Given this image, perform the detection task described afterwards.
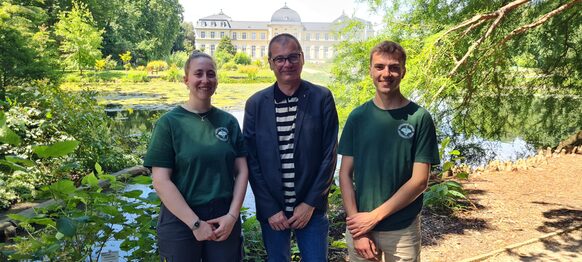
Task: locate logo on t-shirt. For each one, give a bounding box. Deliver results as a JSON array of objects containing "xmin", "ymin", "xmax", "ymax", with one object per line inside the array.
[
  {"xmin": 397, "ymin": 123, "xmax": 415, "ymax": 139},
  {"xmin": 215, "ymin": 127, "xmax": 229, "ymax": 142}
]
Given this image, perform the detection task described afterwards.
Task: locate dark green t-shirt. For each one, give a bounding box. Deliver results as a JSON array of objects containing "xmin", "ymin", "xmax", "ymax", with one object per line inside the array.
[
  {"xmin": 144, "ymin": 106, "xmax": 246, "ymax": 206},
  {"xmin": 338, "ymin": 100, "xmax": 440, "ymax": 231}
]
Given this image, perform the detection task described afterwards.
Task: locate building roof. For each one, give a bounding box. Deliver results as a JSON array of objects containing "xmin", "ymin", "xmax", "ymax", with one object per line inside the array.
[
  {"xmin": 303, "ymin": 22, "xmax": 332, "ymax": 31},
  {"xmin": 201, "ymin": 10, "xmax": 231, "ymax": 21},
  {"xmin": 230, "ymin": 21, "xmax": 269, "ymax": 30},
  {"xmin": 270, "ymin": 4, "xmax": 301, "ymax": 23}
]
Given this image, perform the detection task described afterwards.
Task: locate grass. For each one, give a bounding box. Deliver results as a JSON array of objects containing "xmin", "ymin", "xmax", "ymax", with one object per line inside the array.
[{"xmin": 60, "ymin": 63, "xmax": 333, "ymax": 111}]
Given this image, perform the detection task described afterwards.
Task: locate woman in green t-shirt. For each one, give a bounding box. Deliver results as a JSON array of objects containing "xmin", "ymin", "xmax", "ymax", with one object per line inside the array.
[{"xmin": 144, "ymin": 51, "xmax": 248, "ymax": 261}]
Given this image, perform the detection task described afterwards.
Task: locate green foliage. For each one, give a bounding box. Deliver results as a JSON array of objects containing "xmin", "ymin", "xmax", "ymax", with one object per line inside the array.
[
  {"xmin": 163, "ymin": 65, "xmax": 183, "ymax": 82},
  {"xmin": 146, "ymin": 60, "xmax": 169, "ymax": 74},
  {"xmin": 217, "ymin": 36, "xmax": 237, "ymax": 56},
  {"xmin": 234, "ymin": 52, "xmax": 252, "ymax": 65},
  {"xmin": 241, "ymin": 208, "xmax": 266, "ymax": 261},
  {"xmin": 166, "ymin": 51, "xmax": 189, "ymax": 67},
  {"xmin": 54, "ymin": 1, "xmax": 104, "ymax": 75},
  {"xmin": 120, "ymin": 51, "xmax": 132, "ymax": 70},
  {"xmin": 334, "ymin": 0, "xmax": 582, "ymax": 151},
  {"xmin": 423, "ymin": 137, "xmax": 470, "ymax": 213},
  {"xmin": 0, "ymin": 2, "xmax": 59, "ymax": 97},
  {"xmin": 238, "ymin": 65, "xmax": 259, "ymax": 80},
  {"xmin": 173, "ymin": 21, "xmax": 196, "ymax": 53},
  {"xmin": 215, "ymin": 50, "xmax": 235, "ymax": 69},
  {"xmin": 94, "ymin": 59, "xmax": 107, "ymax": 71},
  {"xmin": 3, "ymin": 168, "xmax": 158, "ymax": 261},
  {"xmin": 221, "ymin": 61, "xmax": 238, "ymax": 71},
  {"xmin": 123, "ymin": 70, "xmax": 150, "ymax": 83},
  {"xmin": 252, "ymin": 59, "xmax": 265, "ymax": 68}
]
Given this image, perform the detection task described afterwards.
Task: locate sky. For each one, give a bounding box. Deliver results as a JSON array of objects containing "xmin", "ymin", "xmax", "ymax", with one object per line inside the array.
[{"xmin": 178, "ymin": 0, "xmax": 382, "ymax": 26}]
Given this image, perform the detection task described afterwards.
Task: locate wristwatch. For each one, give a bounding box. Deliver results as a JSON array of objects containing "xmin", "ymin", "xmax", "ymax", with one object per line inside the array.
[{"xmin": 191, "ymin": 219, "xmax": 200, "ymax": 231}]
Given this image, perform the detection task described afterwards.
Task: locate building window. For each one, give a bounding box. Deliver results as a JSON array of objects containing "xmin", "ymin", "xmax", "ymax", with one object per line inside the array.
[
  {"xmin": 306, "ymin": 33, "xmax": 310, "ymax": 41},
  {"xmin": 251, "ymin": 46, "xmax": 256, "ymax": 57},
  {"xmin": 232, "ymin": 32, "xmax": 237, "ymax": 40},
  {"xmin": 220, "ymin": 31, "xmax": 225, "ymax": 38},
  {"xmin": 210, "ymin": 32, "xmax": 215, "ymax": 39},
  {"xmin": 324, "ymin": 47, "xmax": 328, "ymax": 58},
  {"xmin": 211, "ymin": 21, "xmax": 216, "ymax": 27},
  {"xmin": 261, "ymin": 32, "xmax": 266, "ymax": 39},
  {"xmin": 315, "ymin": 46, "xmax": 319, "ymax": 59},
  {"xmin": 316, "ymin": 33, "xmax": 320, "ymax": 40},
  {"xmin": 200, "ymin": 31, "xmax": 206, "ymax": 38},
  {"xmin": 234, "ymin": 45, "xmax": 238, "ymax": 51},
  {"xmin": 325, "ymin": 33, "xmax": 329, "ymax": 40},
  {"xmin": 261, "ymin": 46, "xmax": 266, "ymax": 57},
  {"xmin": 210, "ymin": 45, "xmax": 215, "ymax": 56},
  {"xmin": 252, "ymin": 32, "xmax": 256, "ymax": 40},
  {"xmin": 242, "ymin": 45, "xmax": 247, "ymax": 53},
  {"xmin": 242, "ymin": 32, "xmax": 247, "ymax": 39}
]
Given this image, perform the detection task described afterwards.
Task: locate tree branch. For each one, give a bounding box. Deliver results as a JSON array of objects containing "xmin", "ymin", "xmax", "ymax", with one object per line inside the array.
[
  {"xmin": 499, "ymin": 0, "xmax": 582, "ymax": 45},
  {"xmin": 441, "ymin": 0, "xmax": 530, "ymax": 36},
  {"xmin": 430, "ymin": 0, "xmax": 532, "ymax": 103}
]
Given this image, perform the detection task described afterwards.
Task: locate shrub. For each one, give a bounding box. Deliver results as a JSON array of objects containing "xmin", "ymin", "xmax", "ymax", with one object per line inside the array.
[
  {"xmin": 119, "ymin": 51, "xmax": 132, "ymax": 70},
  {"xmin": 423, "ymin": 137, "xmax": 471, "ymax": 213},
  {"xmin": 234, "ymin": 52, "xmax": 251, "ymax": 65},
  {"xmin": 238, "ymin": 65, "xmax": 259, "ymax": 80},
  {"xmin": 252, "ymin": 59, "xmax": 264, "ymax": 68},
  {"xmin": 123, "ymin": 70, "xmax": 149, "ymax": 83},
  {"xmin": 5, "ymin": 170, "xmax": 158, "ymax": 261},
  {"xmin": 94, "ymin": 59, "xmax": 106, "ymax": 71},
  {"xmin": 146, "ymin": 60, "xmax": 169, "ymax": 74},
  {"xmin": 166, "ymin": 51, "xmax": 189, "ymax": 67},
  {"xmin": 221, "ymin": 61, "xmax": 238, "ymax": 71},
  {"xmin": 214, "ymin": 50, "xmax": 234, "ymax": 69},
  {"xmin": 0, "ymin": 81, "xmax": 142, "ymax": 209},
  {"xmin": 163, "ymin": 65, "xmax": 183, "ymax": 82}
]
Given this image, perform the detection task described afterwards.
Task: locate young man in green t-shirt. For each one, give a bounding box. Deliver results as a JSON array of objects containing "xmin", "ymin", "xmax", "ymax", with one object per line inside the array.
[{"xmin": 338, "ymin": 41, "xmax": 440, "ymax": 261}]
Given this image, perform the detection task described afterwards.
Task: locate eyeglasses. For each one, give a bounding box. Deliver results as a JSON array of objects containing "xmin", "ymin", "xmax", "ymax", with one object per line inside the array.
[{"xmin": 271, "ymin": 53, "xmax": 302, "ymax": 66}]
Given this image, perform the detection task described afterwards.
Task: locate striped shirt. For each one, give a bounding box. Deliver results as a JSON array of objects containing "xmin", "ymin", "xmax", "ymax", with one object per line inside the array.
[{"xmin": 274, "ymin": 86, "xmax": 298, "ymax": 216}]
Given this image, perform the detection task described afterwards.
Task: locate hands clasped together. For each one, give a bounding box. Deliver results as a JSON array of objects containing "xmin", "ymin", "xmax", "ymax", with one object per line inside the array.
[
  {"xmin": 347, "ymin": 211, "xmax": 382, "ymax": 261},
  {"xmin": 268, "ymin": 203, "xmax": 315, "ymax": 231},
  {"xmin": 192, "ymin": 213, "xmax": 238, "ymax": 242}
]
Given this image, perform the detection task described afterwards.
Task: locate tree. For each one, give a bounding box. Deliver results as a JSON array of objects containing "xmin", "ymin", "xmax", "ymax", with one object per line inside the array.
[
  {"xmin": 173, "ymin": 21, "xmax": 196, "ymax": 53},
  {"xmin": 54, "ymin": 1, "xmax": 104, "ymax": 74},
  {"xmin": 217, "ymin": 36, "xmax": 236, "ymax": 56},
  {"xmin": 233, "ymin": 52, "xmax": 251, "ymax": 65},
  {"xmin": 0, "ymin": 2, "xmax": 58, "ymax": 100},
  {"xmin": 331, "ymin": 0, "xmax": 581, "ymax": 147}
]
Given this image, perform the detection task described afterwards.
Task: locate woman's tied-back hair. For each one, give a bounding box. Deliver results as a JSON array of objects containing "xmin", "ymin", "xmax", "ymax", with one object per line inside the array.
[
  {"xmin": 184, "ymin": 50, "xmax": 215, "ymax": 75},
  {"xmin": 369, "ymin": 41, "xmax": 407, "ymax": 66}
]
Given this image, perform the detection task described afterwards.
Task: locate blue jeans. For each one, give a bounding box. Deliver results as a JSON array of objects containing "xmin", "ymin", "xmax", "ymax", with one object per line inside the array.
[{"xmin": 260, "ymin": 211, "xmax": 329, "ymax": 262}]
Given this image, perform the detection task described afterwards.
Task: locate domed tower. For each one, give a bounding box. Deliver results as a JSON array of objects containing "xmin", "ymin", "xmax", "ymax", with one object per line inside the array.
[
  {"xmin": 270, "ymin": 3, "xmax": 302, "ymax": 23},
  {"xmin": 268, "ymin": 4, "xmax": 303, "ymax": 43}
]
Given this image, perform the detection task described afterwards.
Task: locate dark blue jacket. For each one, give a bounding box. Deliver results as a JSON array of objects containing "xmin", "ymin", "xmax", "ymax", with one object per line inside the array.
[{"xmin": 243, "ymin": 80, "xmax": 339, "ymax": 222}]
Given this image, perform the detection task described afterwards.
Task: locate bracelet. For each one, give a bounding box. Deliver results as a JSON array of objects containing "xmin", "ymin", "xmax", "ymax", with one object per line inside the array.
[{"xmin": 227, "ymin": 213, "xmax": 237, "ymax": 220}]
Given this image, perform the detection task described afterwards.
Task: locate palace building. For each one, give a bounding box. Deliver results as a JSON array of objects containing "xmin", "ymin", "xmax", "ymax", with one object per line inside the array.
[{"xmin": 194, "ymin": 4, "xmax": 374, "ymax": 62}]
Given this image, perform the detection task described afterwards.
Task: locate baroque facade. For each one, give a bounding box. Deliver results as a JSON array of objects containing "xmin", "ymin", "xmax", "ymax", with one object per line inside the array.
[{"xmin": 194, "ymin": 4, "xmax": 374, "ymax": 62}]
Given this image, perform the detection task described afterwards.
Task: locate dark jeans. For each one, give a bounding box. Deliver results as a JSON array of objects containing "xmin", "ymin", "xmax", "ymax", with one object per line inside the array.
[
  {"xmin": 260, "ymin": 211, "xmax": 329, "ymax": 262},
  {"xmin": 157, "ymin": 199, "xmax": 242, "ymax": 262}
]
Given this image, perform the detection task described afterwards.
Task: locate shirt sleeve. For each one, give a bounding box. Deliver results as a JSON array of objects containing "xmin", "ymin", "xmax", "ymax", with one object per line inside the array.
[
  {"xmin": 143, "ymin": 117, "xmax": 175, "ymax": 168},
  {"xmin": 231, "ymin": 118, "xmax": 247, "ymax": 157},
  {"xmin": 413, "ymin": 111, "xmax": 440, "ymax": 165}
]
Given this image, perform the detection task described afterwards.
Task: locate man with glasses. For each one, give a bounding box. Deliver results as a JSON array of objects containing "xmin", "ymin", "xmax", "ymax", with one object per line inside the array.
[{"xmin": 244, "ymin": 33, "xmax": 339, "ymax": 261}]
